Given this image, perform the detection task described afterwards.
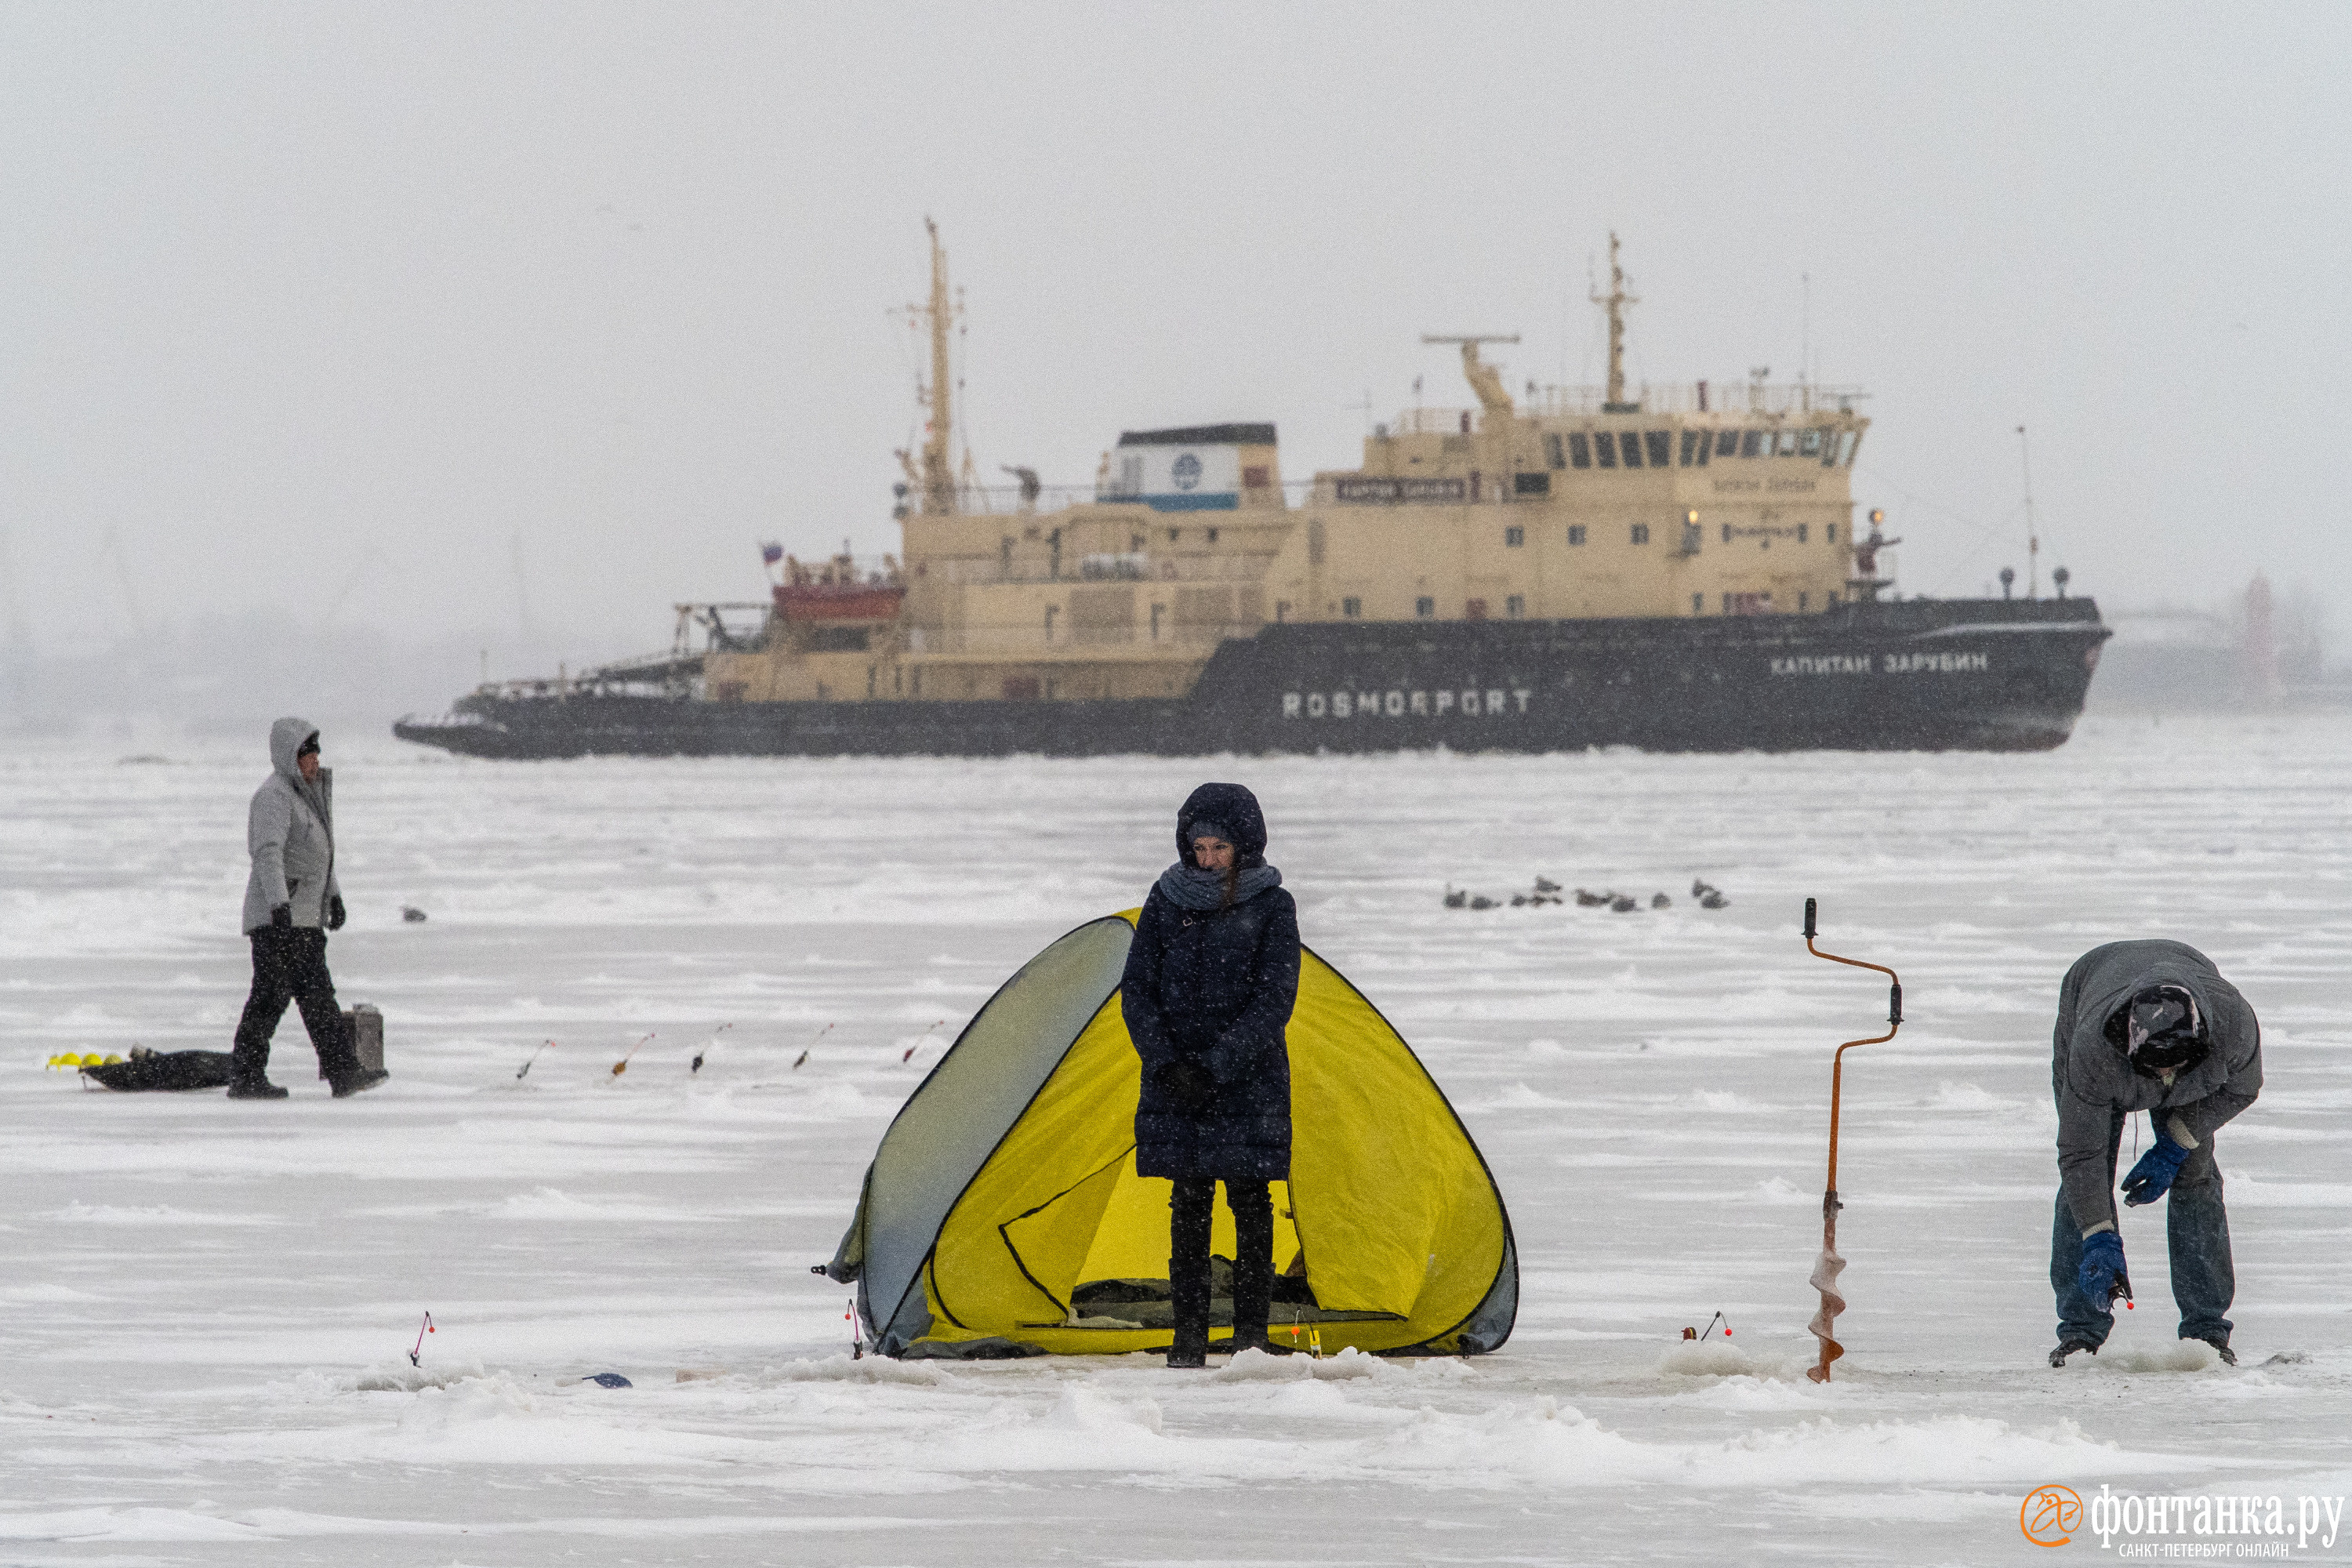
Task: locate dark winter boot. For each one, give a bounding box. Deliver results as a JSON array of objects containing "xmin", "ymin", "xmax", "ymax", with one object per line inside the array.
[
  {"xmin": 1229, "ymin": 1251, "xmax": 1276, "ymax": 1354},
  {"xmin": 227, "ymin": 1077, "xmax": 289, "ymax": 1100},
  {"xmin": 2049, "ymin": 1338, "xmax": 2100, "ymax": 1367},
  {"xmin": 2197, "ymin": 1335, "xmax": 2237, "ymax": 1367},
  {"xmin": 1167, "ymin": 1323, "xmax": 1208, "ymax": 1368},
  {"xmin": 1226, "ymin": 1179, "xmax": 1280, "ymax": 1354},
  {"xmin": 1167, "ymin": 1178, "xmax": 1213, "ymax": 1368},
  {"xmin": 329, "ymin": 1067, "xmax": 390, "ymax": 1098}
]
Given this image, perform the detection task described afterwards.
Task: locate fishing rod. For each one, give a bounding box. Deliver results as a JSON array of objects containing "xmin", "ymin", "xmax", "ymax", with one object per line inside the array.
[{"xmin": 611, "ymin": 1032, "xmax": 656, "ymax": 1077}]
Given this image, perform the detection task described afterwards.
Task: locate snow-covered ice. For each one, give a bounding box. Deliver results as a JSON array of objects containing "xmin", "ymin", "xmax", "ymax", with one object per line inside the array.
[{"xmin": 2, "ymin": 712, "xmax": 2347, "ymax": 1564}]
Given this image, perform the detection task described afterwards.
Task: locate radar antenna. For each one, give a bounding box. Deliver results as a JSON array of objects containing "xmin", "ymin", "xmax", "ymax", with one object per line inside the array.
[
  {"xmin": 1420, "ymin": 334, "xmax": 1520, "ymax": 418},
  {"xmin": 1590, "ymin": 232, "xmax": 1640, "ymax": 411}
]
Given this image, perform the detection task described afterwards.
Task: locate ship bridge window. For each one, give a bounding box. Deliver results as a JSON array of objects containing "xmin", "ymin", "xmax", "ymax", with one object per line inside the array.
[
  {"xmin": 1618, "ymin": 431, "xmax": 1643, "ymax": 468},
  {"xmin": 1567, "ymin": 524, "xmax": 1588, "ymax": 546},
  {"xmin": 1800, "ymin": 428, "xmax": 1824, "ymax": 458},
  {"xmin": 1568, "ymin": 432, "xmax": 1593, "ymax": 468},
  {"xmin": 1835, "ymin": 429, "xmax": 1861, "ymax": 466},
  {"xmin": 1717, "ymin": 429, "xmax": 1739, "ymax": 458},
  {"xmin": 1679, "ymin": 430, "xmax": 1699, "ymax": 466},
  {"xmin": 1774, "ymin": 428, "xmax": 1799, "ymax": 457},
  {"xmin": 1644, "ymin": 431, "xmax": 1671, "ymax": 468},
  {"xmin": 1415, "ymin": 596, "xmax": 1436, "ymax": 618},
  {"xmin": 1544, "ymin": 433, "xmax": 1566, "ymax": 469},
  {"xmin": 1740, "ymin": 430, "xmax": 1763, "ymax": 459},
  {"xmin": 1593, "ymin": 432, "xmax": 1617, "ymax": 468},
  {"xmin": 1513, "ymin": 474, "xmax": 1548, "ymax": 498}
]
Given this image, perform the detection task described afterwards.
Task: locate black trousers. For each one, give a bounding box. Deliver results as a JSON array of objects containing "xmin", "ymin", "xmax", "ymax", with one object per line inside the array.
[
  {"xmin": 1171, "ymin": 1177, "xmax": 1273, "ymax": 1341},
  {"xmin": 232, "ymin": 927, "xmax": 356, "ymax": 1083}
]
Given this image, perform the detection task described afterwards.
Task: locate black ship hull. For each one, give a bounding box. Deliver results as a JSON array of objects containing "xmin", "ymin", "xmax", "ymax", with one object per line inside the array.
[{"xmin": 395, "ymin": 598, "xmax": 2109, "ymax": 760}]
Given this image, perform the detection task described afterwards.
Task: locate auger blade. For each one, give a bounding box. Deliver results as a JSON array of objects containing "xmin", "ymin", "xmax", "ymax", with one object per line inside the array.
[{"xmin": 1806, "ymin": 1232, "xmax": 1847, "ymax": 1383}]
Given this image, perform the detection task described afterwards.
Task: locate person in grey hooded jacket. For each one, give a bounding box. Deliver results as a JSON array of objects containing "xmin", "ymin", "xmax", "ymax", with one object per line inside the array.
[
  {"xmin": 229, "ymin": 718, "xmax": 387, "ymax": 1098},
  {"xmin": 2049, "ymin": 939, "xmax": 2259, "ymax": 1367}
]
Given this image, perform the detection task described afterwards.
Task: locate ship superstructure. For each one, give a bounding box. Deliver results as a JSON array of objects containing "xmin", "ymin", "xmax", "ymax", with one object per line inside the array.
[{"xmin": 699, "ymin": 230, "xmax": 1873, "ymax": 709}]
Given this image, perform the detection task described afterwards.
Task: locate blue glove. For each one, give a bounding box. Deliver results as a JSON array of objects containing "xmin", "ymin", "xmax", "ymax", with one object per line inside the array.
[
  {"xmin": 2122, "ymin": 1127, "xmax": 2192, "ymax": 1207},
  {"xmin": 2077, "ymin": 1229, "xmax": 2129, "ymax": 1308}
]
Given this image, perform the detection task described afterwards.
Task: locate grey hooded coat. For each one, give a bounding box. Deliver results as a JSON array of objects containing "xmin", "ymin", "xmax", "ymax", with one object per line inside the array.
[
  {"xmin": 241, "ymin": 717, "xmax": 340, "ymax": 935},
  {"xmin": 2052, "ymin": 939, "xmax": 2259, "ymax": 1234}
]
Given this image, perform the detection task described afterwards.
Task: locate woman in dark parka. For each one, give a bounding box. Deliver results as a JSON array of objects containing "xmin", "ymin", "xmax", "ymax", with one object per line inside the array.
[{"xmin": 1121, "ymin": 782, "xmax": 1302, "ymax": 1367}]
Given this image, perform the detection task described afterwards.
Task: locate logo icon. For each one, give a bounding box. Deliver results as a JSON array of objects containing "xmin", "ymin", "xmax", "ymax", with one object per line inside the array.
[
  {"xmin": 1171, "ymin": 452, "xmax": 1203, "ymax": 491},
  {"xmin": 2022, "ymin": 1484, "xmax": 2083, "ymax": 1547}
]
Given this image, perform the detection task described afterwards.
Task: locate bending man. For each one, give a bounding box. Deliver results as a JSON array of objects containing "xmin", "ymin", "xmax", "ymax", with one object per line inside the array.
[
  {"xmin": 2049, "ymin": 940, "xmax": 2259, "ymax": 1367},
  {"xmin": 230, "ymin": 717, "xmax": 387, "ymax": 1099}
]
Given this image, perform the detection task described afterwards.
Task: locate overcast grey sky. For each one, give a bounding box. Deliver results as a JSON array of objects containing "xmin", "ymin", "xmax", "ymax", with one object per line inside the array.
[{"xmin": 3, "ymin": 2, "xmax": 2347, "ymax": 693}]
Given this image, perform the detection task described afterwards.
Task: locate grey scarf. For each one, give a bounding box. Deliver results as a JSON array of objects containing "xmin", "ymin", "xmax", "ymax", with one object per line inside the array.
[{"xmin": 1157, "ymin": 861, "xmax": 1282, "ymax": 912}]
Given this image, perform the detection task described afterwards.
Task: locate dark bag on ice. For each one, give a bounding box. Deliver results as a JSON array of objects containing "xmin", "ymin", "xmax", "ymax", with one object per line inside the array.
[{"xmin": 82, "ymin": 1048, "xmax": 238, "ymax": 1092}]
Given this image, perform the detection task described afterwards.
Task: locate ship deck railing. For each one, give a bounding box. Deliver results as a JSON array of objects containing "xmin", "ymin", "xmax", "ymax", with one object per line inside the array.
[
  {"xmin": 1530, "ymin": 382, "xmax": 1868, "ymax": 418},
  {"xmin": 936, "ymin": 555, "xmax": 1272, "ymax": 586},
  {"xmin": 1385, "ymin": 383, "xmax": 1867, "ymax": 435},
  {"xmin": 917, "ymin": 481, "xmax": 1321, "ymax": 515},
  {"xmin": 906, "ymin": 622, "xmax": 1263, "ymax": 656}
]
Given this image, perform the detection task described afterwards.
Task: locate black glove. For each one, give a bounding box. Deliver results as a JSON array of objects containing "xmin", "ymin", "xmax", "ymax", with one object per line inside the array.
[
  {"xmin": 270, "ymin": 904, "xmax": 292, "ymax": 929},
  {"xmin": 1154, "ymin": 1058, "xmax": 1215, "ymax": 1113},
  {"xmin": 327, "ymin": 895, "xmax": 347, "ymax": 931}
]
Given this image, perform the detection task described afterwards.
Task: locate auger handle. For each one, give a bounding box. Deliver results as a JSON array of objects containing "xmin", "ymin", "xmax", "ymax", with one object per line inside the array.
[{"xmin": 1804, "ymin": 897, "xmax": 1817, "ymax": 939}]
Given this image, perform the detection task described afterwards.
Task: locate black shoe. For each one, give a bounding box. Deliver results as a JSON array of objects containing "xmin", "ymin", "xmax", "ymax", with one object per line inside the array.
[
  {"xmin": 2198, "ymin": 1337, "xmax": 2237, "ymax": 1367},
  {"xmin": 1228, "ymin": 1330, "xmax": 1294, "ymax": 1356},
  {"xmin": 1166, "ymin": 1333, "xmax": 1207, "ymax": 1369},
  {"xmin": 329, "ymin": 1068, "xmax": 390, "ymax": 1098},
  {"xmin": 2049, "ymin": 1338, "xmax": 2100, "ymax": 1367},
  {"xmin": 227, "ymin": 1079, "xmax": 289, "ymax": 1100}
]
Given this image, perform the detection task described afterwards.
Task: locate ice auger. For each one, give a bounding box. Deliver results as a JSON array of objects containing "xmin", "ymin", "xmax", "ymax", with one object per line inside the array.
[{"xmin": 1801, "ymin": 897, "xmax": 1902, "ymax": 1384}]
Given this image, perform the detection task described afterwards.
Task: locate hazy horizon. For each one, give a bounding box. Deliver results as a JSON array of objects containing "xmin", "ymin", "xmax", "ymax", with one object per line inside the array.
[{"xmin": 5, "ymin": 2, "xmax": 2347, "ymax": 728}]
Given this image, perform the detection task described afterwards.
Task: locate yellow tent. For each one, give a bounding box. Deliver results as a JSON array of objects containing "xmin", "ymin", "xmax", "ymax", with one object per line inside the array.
[{"xmin": 822, "ymin": 911, "xmax": 1516, "ymax": 1358}]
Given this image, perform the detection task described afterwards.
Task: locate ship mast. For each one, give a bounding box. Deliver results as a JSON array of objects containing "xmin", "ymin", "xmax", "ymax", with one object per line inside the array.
[
  {"xmin": 1591, "ymin": 231, "xmax": 1640, "ymax": 412},
  {"xmin": 898, "ymin": 218, "xmax": 961, "ymax": 516}
]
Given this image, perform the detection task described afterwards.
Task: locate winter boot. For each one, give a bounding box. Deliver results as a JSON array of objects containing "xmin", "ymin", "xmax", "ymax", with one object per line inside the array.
[
  {"xmin": 1228, "ymin": 1250, "xmax": 1279, "ymax": 1356},
  {"xmin": 227, "ymin": 1077, "xmax": 289, "ymax": 1100},
  {"xmin": 329, "ymin": 1067, "xmax": 390, "ymax": 1098},
  {"xmin": 2196, "ymin": 1335, "xmax": 2237, "ymax": 1367},
  {"xmin": 1167, "ymin": 1178, "xmax": 1214, "ymax": 1368},
  {"xmin": 2048, "ymin": 1338, "xmax": 2100, "ymax": 1367},
  {"xmin": 1167, "ymin": 1323, "xmax": 1208, "ymax": 1369},
  {"xmin": 1167, "ymin": 1249, "xmax": 1210, "ymax": 1368}
]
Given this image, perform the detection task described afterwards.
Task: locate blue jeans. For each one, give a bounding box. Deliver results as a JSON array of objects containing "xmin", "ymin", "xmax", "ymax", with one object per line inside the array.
[{"xmin": 2051, "ymin": 1107, "xmax": 2235, "ymax": 1348}]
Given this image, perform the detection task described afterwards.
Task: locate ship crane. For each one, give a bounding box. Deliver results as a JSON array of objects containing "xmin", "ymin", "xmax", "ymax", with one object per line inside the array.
[{"xmin": 1420, "ymin": 334, "xmax": 1521, "ymax": 418}]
